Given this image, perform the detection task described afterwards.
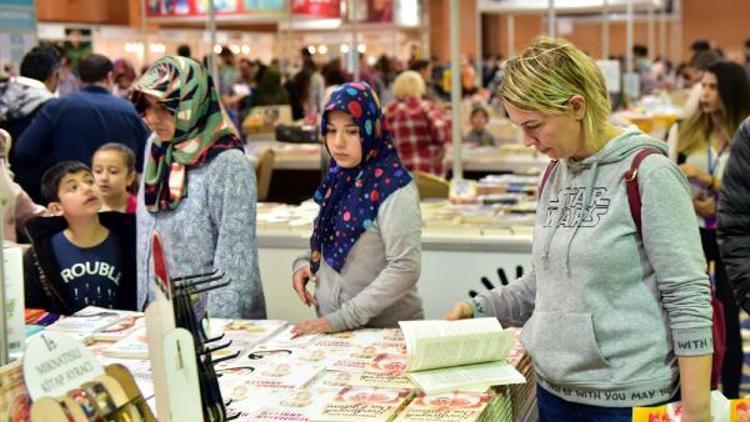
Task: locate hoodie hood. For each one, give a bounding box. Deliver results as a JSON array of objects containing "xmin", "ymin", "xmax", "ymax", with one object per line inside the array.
[
  {"xmin": 570, "ymin": 125, "xmax": 667, "ymax": 166},
  {"xmin": 0, "ymin": 78, "xmax": 54, "ymax": 122},
  {"xmin": 542, "ymin": 126, "xmax": 667, "ymax": 273}
]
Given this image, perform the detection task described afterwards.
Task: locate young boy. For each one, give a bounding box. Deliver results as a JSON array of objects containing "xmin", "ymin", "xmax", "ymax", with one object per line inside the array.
[
  {"xmin": 464, "ymin": 106, "xmax": 496, "ymax": 147},
  {"xmin": 23, "ymin": 161, "xmax": 137, "ymax": 315}
]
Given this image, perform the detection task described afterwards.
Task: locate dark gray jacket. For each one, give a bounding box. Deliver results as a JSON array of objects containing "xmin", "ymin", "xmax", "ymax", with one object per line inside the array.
[{"xmin": 719, "ymin": 117, "xmax": 750, "ymax": 312}]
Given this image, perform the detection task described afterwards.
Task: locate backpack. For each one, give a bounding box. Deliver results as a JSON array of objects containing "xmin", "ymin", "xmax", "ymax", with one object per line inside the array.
[{"xmin": 539, "ymin": 148, "xmax": 725, "ymax": 390}]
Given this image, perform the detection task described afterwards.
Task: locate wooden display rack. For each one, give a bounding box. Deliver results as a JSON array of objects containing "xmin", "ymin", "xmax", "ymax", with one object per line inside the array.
[{"xmin": 30, "ymin": 363, "xmax": 156, "ymax": 422}]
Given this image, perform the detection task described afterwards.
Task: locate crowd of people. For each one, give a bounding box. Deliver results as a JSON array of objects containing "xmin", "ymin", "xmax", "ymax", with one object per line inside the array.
[{"xmin": 1, "ymin": 33, "xmax": 750, "ymax": 420}]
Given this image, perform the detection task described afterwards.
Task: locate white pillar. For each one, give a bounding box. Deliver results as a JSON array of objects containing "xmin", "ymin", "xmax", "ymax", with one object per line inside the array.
[
  {"xmin": 421, "ymin": 0, "xmax": 430, "ymax": 60},
  {"xmin": 673, "ymin": 0, "xmax": 683, "ymax": 64},
  {"xmin": 351, "ymin": 0, "xmax": 360, "ymax": 81},
  {"xmin": 140, "ymin": 0, "xmax": 148, "ymax": 67},
  {"xmin": 647, "ymin": 5, "xmax": 655, "ymax": 59},
  {"xmin": 450, "ymin": 0, "xmax": 462, "ymax": 180},
  {"xmin": 602, "ymin": 0, "xmax": 609, "ymax": 59},
  {"xmin": 476, "ymin": 9, "xmax": 483, "ymax": 87},
  {"xmin": 507, "ymin": 14, "xmax": 515, "ymax": 57},
  {"xmin": 625, "ymin": 0, "xmax": 634, "ymax": 73},
  {"xmin": 659, "ymin": 4, "xmax": 667, "ymax": 59},
  {"xmin": 208, "ymin": 0, "xmax": 219, "ymax": 94},
  {"xmin": 286, "ymin": 1, "xmax": 293, "ymax": 71},
  {"xmin": 547, "ymin": 0, "xmax": 556, "ymax": 37}
]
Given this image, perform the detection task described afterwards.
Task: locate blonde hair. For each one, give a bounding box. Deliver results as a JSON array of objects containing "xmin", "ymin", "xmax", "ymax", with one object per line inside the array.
[
  {"xmin": 677, "ymin": 112, "xmax": 712, "ymax": 156},
  {"xmin": 392, "ymin": 70, "xmax": 426, "ymax": 100},
  {"xmin": 500, "ymin": 36, "xmax": 611, "ymax": 145}
]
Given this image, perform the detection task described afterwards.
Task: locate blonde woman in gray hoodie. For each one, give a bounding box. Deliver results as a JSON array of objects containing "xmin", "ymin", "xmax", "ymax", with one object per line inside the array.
[{"xmin": 446, "ymin": 37, "xmax": 712, "ymax": 421}]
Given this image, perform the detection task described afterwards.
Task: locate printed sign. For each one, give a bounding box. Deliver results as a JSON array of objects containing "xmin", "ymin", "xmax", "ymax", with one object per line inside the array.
[
  {"xmin": 293, "ymin": 0, "xmax": 341, "ymax": 18},
  {"xmin": 23, "ymin": 331, "xmax": 105, "ymax": 400}
]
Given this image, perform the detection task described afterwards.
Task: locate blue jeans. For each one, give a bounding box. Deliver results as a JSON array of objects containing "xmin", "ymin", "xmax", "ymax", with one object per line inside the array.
[{"xmin": 537, "ymin": 384, "xmax": 632, "ymax": 422}]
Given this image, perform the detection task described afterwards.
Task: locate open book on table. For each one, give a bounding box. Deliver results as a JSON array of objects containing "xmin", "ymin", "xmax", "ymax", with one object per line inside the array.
[{"xmin": 398, "ymin": 318, "xmax": 526, "ymax": 394}]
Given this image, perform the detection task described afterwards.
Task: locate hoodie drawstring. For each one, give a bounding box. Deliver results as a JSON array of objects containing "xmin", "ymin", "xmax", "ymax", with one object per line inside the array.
[
  {"xmin": 542, "ymin": 165, "xmax": 564, "ymax": 264},
  {"xmin": 563, "ymin": 161, "xmax": 600, "ymax": 275}
]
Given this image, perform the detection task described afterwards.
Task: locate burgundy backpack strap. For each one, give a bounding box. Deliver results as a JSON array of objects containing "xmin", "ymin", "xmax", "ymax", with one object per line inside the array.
[
  {"xmin": 539, "ymin": 160, "xmax": 559, "ymax": 195},
  {"xmin": 624, "ymin": 148, "xmax": 663, "ymax": 235}
]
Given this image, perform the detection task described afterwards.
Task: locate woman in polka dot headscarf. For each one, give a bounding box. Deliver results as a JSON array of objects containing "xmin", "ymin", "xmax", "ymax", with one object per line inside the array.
[{"xmin": 291, "ymin": 82, "xmax": 424, "ymax": 336}]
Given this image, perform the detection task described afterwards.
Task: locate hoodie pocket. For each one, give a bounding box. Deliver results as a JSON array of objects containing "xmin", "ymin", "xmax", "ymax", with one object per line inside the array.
[
  {"xmin": 314, "ymin": 273, "xmax": 342, "ymax": 316},
  {"xmin": 521, "ymin": 311, "xmax": 611, "ymax": 383}
]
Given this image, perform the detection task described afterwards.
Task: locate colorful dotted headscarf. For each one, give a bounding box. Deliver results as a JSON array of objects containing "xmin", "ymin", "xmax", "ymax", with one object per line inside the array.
[
  {"xmin": 131, "ymin": 56, "xmax": 242, "ymax": 213},
  {"xmin": 310, "ymin": 82, "xmax": 412, "ymax": 273}
]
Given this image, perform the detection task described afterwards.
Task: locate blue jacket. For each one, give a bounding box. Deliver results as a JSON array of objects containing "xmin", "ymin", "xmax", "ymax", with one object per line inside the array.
[{"xmin": 13, "ymin": 85, "xmax": 149, "ymax": 203}]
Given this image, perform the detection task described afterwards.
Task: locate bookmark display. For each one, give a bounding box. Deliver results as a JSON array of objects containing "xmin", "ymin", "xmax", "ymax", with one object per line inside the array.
[
  {"xmin": 29, "ymin": 365, "xmax": 155, "ymax": 422},
  {"xmin": 145, "ymin": 231, "xmax": 236, "ymax": 422},
  {"xmin": 172, "ymin": 269, "xmax": 237, "ymax": 421}
]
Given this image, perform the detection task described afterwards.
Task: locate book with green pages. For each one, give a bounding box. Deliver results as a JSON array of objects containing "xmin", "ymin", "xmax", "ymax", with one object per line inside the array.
[{"xmin": 399, "ymin": 318, "xmax": 526, "ymax": 394}]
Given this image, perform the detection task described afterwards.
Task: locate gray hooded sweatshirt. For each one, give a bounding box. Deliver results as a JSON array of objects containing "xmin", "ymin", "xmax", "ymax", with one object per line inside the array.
[{"xmin": 473, "ymin": 126, "xmax": 713, "ymax": 407}]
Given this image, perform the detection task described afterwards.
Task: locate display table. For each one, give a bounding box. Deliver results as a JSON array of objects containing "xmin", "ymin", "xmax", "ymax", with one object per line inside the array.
[
  {"xmin": 245, "ymin": 141, "xmax": 549, "ymax": 176},
  {"xmin": 256, "ymin": 201, "xmax": 534, "ymax": 323},
  {"xmin": 2, "ymin": 317, "xmax": 536, "ymax": 422}
]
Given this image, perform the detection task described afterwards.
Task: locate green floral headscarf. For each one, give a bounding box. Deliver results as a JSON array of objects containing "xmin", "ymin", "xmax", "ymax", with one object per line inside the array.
[{"xmin": 132, "ymin": 56, "xmax": 242, "ymax": 212}]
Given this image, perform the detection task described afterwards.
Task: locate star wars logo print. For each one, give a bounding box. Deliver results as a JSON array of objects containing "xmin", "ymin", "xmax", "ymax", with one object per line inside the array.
[{"xmin": 543, "ymin": 187, "xmax": 611, "ymax": 228}]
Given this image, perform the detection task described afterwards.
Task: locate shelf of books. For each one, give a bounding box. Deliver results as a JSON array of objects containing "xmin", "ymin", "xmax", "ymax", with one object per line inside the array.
[{"xmin": 3, "ymin": 307, "xmax": 537, "ymax": 422}]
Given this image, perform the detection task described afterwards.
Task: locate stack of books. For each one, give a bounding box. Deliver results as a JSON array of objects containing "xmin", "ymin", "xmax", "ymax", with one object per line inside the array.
[{"xmin": 504, "ymin": 328, "xmax": 535, "ymax": 422}]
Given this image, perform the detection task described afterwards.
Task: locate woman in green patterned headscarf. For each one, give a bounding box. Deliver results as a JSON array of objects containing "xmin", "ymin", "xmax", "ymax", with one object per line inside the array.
[
  {"xmin": 131, "ymin": 56, "xmax": 267, "ymax": 319},
  {"xmin": 132, "ymin": 55, "xmax": 243, "ymax": 212}
]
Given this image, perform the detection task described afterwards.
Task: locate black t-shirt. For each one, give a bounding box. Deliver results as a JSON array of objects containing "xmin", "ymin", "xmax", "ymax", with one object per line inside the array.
[{"xmin": 50, "ymin": 231, "xmax": 123, "ymax": 310}]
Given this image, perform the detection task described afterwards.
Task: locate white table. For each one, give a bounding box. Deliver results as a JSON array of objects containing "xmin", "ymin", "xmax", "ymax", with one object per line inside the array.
[
  {"xmin": 246, "ymin": 141, "xmax": 549, "ymax": 175},
  {"xmin": 258, "ymin": 230, "xmax": 533, "ymax": 323}
]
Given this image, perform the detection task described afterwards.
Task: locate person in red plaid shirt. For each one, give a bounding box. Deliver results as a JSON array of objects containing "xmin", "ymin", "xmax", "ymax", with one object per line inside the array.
[{"xmin": 384, "ymin": 70, "xmax": 452, "ymax": 178}]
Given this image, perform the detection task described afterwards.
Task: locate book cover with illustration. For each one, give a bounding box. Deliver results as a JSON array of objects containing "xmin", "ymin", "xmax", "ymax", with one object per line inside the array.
[
  {"xmin": 732, "ymin": 398, "xmax": 750, "ymax": 422},
  {"xmin": 631, "ymin": 391, "xmax": 731, "ymax": 422},
  {"xmin": 296, "ymin": 346, "xmax": 341, "ymax": 368},
  {"xmin": 209, "ymin": 319, "xmax": 288, "ymax": 355},
  {"xmin": 222, "ymin": 380, "xmax": 284, "ymax": 421},
  {"xmin": 326, "ymin": 343, "xmax": 401, "ymax": 373},
  {"xmin": 313, "ymin": 329, "xmax": 391, "ymax": 349},
  {"xmin": 265, "ymin": 327, "xmax": 320, "ymax": 349},
  {"xmin": 310, "ymin": 371, "xmax": 357, "ymax": 390},
  {"xmin": 251, "ymin": 388, "xmax": 340, "ymax": 421},
  {"xmin": 393, "ymin": 391, "xmax": 490, "ymax": 422},
  {"xmin": 350, "ymin": 353, "xmax": 414, "ymax": 389},
  {"xmin": 90, "ymin": 313, "xmax": 145, "ymax": 342},
  {"xmin": 0, "ymin": 361, "xmax": 30, "ymax": 422},
  {"xmin": 326, "ymin": 351, "xmax": 377, "ymax": 373},
  {"xmin": 244, "ymin": 361, "xmax": 324, "ymax": 390},
  {"xmin": 47, "ymin": 306, "xmax": 137, "ymax": 336},
  {"xmin": 216, "ymin": 345, "xmax": 300, "ymax": 371},
  {"xmin": 102, "ymin": 326, "xmax": 149, "ymax": 359},
  {"xmin": 310, "ymin": 386, "xmax": 413, "ymax": 422}
]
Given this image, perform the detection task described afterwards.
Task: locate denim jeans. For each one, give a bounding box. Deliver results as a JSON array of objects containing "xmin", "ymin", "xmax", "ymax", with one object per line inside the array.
[{"xmin": 537, "ymin": 384, "xmax": 632, "ymax": 422}]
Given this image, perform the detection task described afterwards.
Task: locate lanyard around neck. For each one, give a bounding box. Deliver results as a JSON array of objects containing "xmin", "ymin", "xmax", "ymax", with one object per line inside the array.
[{"xmin": 707, "ymin": 138, "xmax": 728, "ymax": 177}]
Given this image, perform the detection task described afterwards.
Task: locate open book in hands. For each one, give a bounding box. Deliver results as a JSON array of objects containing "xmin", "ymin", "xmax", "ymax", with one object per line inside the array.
[{"xmin": 398, "ymin": 318, "xmax": 526, "ymax": 394}]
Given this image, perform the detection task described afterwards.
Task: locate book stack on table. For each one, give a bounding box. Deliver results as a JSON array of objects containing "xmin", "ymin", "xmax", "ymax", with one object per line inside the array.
[
  {"xmin": 504, "ymin": 327, "xmax": 536, "ymax": 422},
  {"xmin": 9, "ymin": 310, "xmax": 533, "ymax": 421}
]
